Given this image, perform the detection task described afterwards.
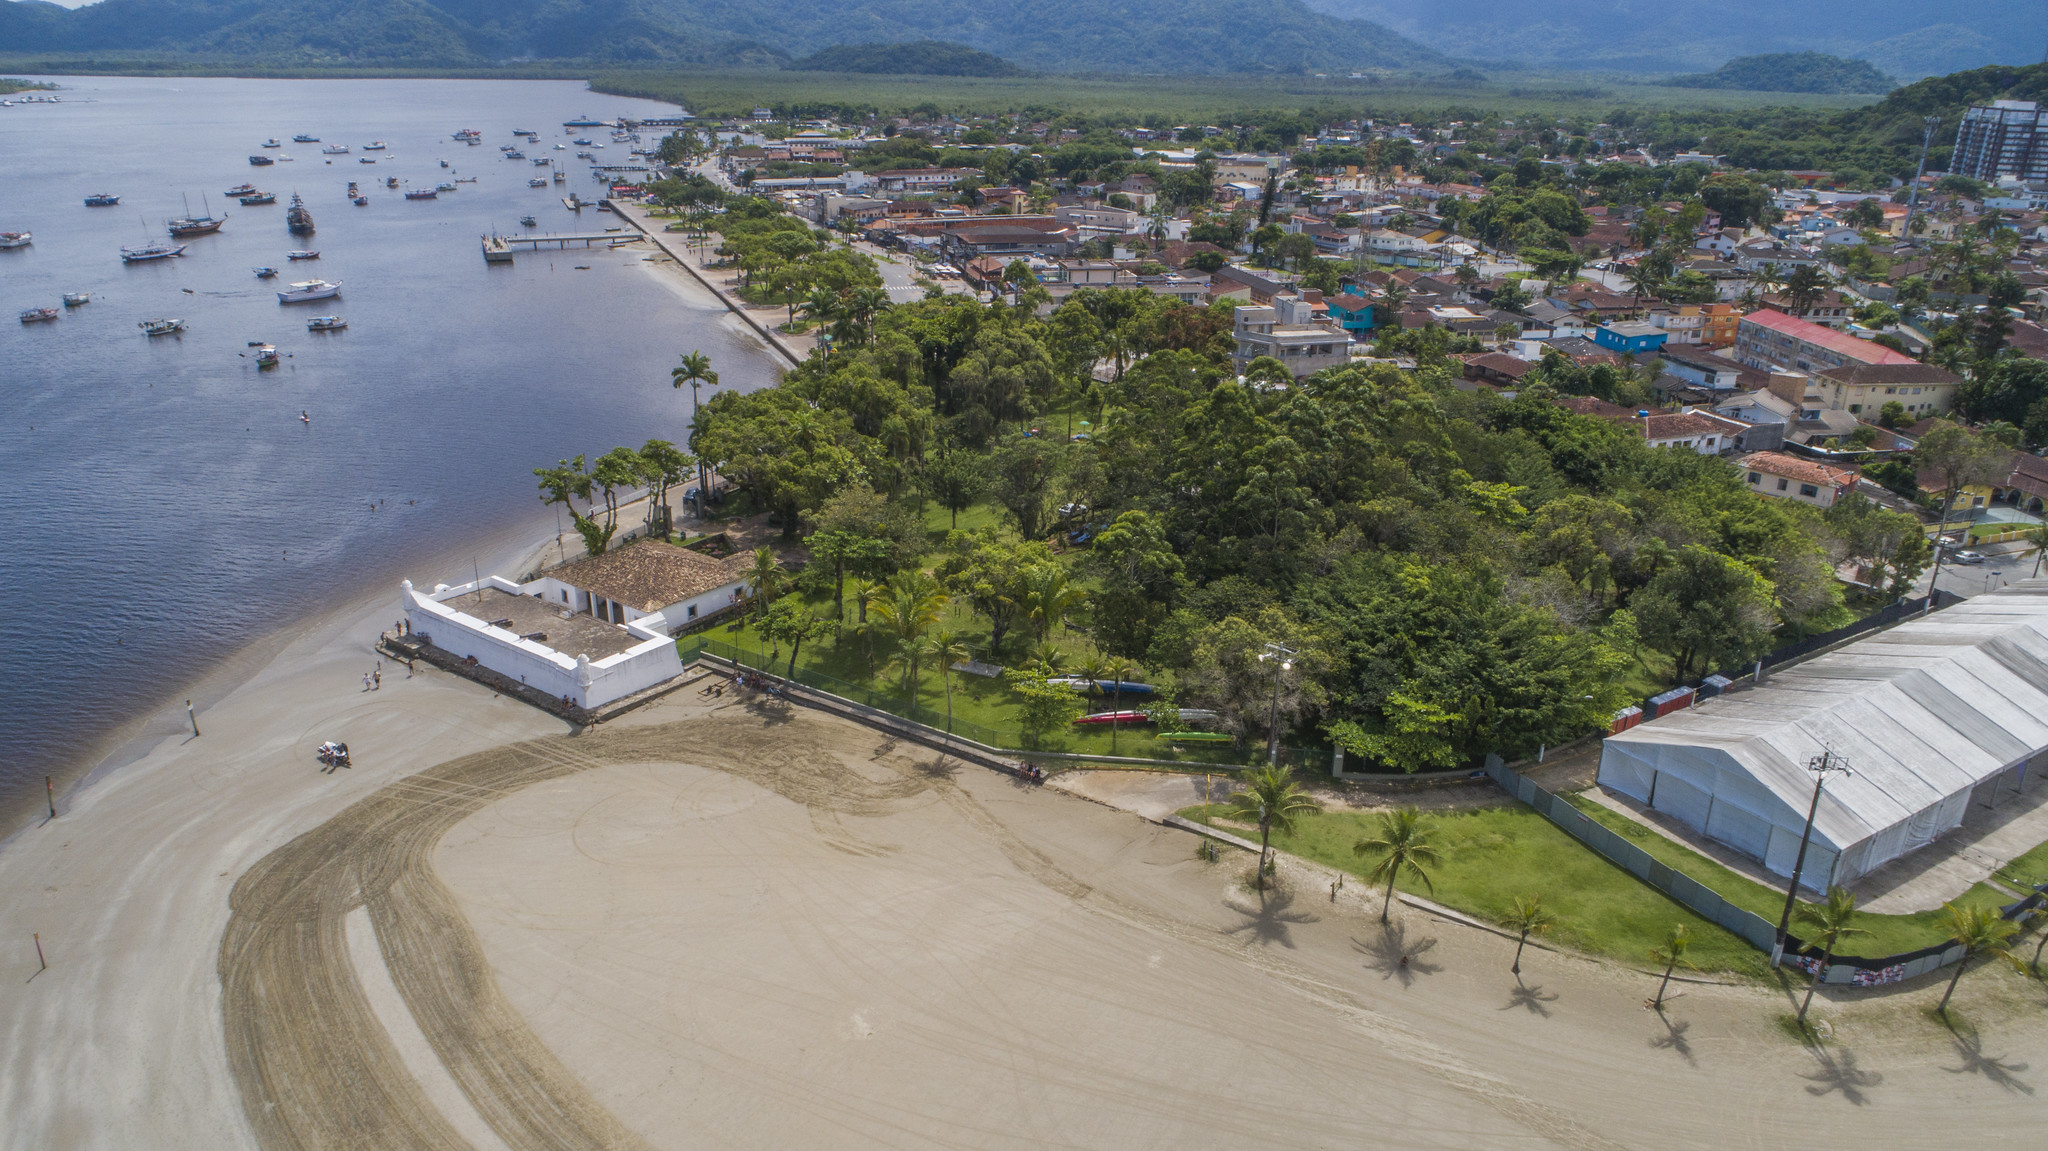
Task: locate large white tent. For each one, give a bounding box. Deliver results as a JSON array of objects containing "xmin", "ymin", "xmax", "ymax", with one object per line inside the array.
[{"xmin": 1598, "ymin": 583, "xmax": 2048, "ymax": 890}]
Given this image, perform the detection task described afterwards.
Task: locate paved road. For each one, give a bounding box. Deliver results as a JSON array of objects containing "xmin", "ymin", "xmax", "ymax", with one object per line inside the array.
[{"xmin": 1913, "ymin": 538, "xmax": 2041, "ymax": 601}]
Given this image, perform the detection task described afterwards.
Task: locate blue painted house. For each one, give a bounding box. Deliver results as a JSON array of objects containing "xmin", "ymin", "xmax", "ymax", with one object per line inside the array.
[
  {"xmin": 1593, "ymin": 320, "xmax": 1668, "ymax": 356},
  {"xmin": 1326, "ymin": 292, "xmax": 1377, "ymax": 338}
]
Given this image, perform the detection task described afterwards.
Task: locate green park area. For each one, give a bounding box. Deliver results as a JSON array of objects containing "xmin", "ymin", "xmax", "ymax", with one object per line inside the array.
[{"xmin": 1181, "ymin": 797, "xmax": 2030, "ymax": 976}]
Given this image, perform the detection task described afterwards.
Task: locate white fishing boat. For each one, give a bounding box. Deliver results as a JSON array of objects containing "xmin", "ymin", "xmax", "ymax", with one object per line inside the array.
[
  {"xmin": 0, "ymin": 231, "xmax": 31, "ymax": 249},
  {"xmin": 307, "ymin": 315, "xmax": 347, "ymax": 331},
  {"xmin": 322, "ymin": 144, "xmax": 349, "ymax": 155},
  {"xmin": 139, "ymin": 318, "xmax": 185, "ymax": 335},
  {"xmin": 436, "ymin": 181, "xmax": 457, "ymax": 192},
  {"xmin": 121, "ymin": 240, "xmax": 186, "ymax": 262},
  {"xmin": 262, "ymin": 138, "xmax": 283, "ymax": 148},
  {"xmin": 252, "ymin": 344, "xmax": 280, "ymax": 368},
  {"xmin": 363, "ymin": 141, "xmax": 387, "ymax": 151},
  {"xmin": 277, "ymin": 279, "xmax": 341, "ymax": 303},
  {"xmin": 452, "ymin": 128, "xmax": 482, "ymax": 141},
  {"xmin": 20, "ymin": 306, "xmax": 59, "ymax": 323},
  {"xmin": 225, "ymin": 183, "xmax": 261, "ymax": 196},
  {"xmin": 286, "ymin": 250, "xmax": 320, "ymax": 260},
  {"xmin": 528, "ymin": 178, "xmax": 548, "ymax": 188},
  {"xmin": 253, "ymin": 266, "xmax": 278, "ymax": 278},
  {"xmin": 62, "ymin": 292, "xmax": 90, "ymax": 306},
  {"xmin": 506, "ymin": 151, "xmax": 526, "ymax": 160}
]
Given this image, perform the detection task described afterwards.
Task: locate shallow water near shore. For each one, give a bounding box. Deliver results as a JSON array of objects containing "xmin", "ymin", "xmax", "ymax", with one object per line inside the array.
[{"xmin": 0, "ymin": 76, "xmax": 777, "ymax": 821}]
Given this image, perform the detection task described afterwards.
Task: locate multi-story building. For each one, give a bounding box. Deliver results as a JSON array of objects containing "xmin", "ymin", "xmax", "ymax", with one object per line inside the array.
[
  {"xmin": 1952, "ymin": 100, "xmax": 2048, "ymax": 184},
  {"xmin": 1732, "ymin": 309, "xmax": 1918, "ymax": 375},
  {"xmin": 1232, "ymin": 292, "xmax": 1350, "ymax": 378},
  {"xmin": 1811, "ymin": 362, "xmax": 1961, "ymax": 418}
]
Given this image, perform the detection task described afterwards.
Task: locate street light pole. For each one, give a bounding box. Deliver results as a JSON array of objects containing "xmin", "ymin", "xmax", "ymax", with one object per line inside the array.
[
  {"xmin": 1257, "ymin": 642, "xmax": 1296, "ymax": 766},
  {"xmin": 1772, "ymin": 749, "xmax": 1852, "ymax": 967}
]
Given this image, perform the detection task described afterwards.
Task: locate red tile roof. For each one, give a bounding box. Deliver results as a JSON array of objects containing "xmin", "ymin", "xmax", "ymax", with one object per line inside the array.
[
  {"xmin": 1739, "ymin": 452, "xmax": 1856, "ymax": 489},
  {"xmin": 1738, "ymin": 309, "xmax": 1917, "ymax": 366}
]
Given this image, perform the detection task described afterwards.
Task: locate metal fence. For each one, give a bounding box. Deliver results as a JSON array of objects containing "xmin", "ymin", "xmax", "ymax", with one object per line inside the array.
[
  {"xmin": 1478, "ymin": 755, "xmax": 2040, "ymax": 986},
  {"xmin": 676, "ymin": 634, "xmax": 1330, "ymax": 772}
]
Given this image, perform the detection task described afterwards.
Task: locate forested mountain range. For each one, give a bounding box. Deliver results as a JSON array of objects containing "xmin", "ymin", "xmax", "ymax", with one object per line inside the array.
[
  {"xmin": 1667, "ymin": 53, "xmax": 1897, "ymax": 95},
  {"xmin": 0, "ymin": 0, "xmax": 1446, "ymax": 74},
  {"xmin": 1305, "ymin": 0, "xmax": 2048, "ymax": 81}
]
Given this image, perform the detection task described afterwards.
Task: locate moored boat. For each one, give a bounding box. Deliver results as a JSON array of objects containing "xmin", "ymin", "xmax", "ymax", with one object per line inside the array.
[
  {"xmin": 405, "ymin": 188, "xmax": 438, "ymax": 200},
  {"xmin": 252, "ymin": 343, "xmax": 280, "ymax": 368},
  {"xmin": 321, "ymin": 144, "xmax": 349, "ymax": 155},
  {"xmin": 454, "ymin": 176, "xmax": 476, "ymax": 183},
  {"xmin": 62, "ymin": 292, "xmax": 90, "ymax": 306},
  {"xmin": 277, "ymin": 278, "xmax": 340, "ymax": 303},
  {"xmin": 435, "ymin": 181, "xmax": 457, "ymax": 192},
  {"xmin": 84, "ymin": 193, "xmax": 120, "ymax": 206},
  {"xmin": 528, "ymin": 178, "xmax": 548, "ymax": 188},
  {"xmin": 307, "ymin": 315, "xmax": 347, "ymax": 331},
  {"xmin": 385, "ymin": 176, "xmax": 399, "ymax": 188},
  {"xmin": 20, "ymin": 306, "xmax": 59, "ymax": 323},
  {"xmin": 249, "ymin": 154, "xmax": 274, "ymax": 166},
  {"xmin": 121, "ymin": 240, "xmax": 185, "ymax": 262},
  {"xmin": 168, "ymin": 214, "xmax": 225, "ymax": 237},
  {"xmin": 253, "ymin": 266, "xmax": 278, "ymax": 278},
  {"xmin": 452, "ymin": 128, "xmax": 482, "ymax": 141},
  {"xmin": 0, "ymin": 231, "xmax": 31, "ymax": 249},
  {"xmin": 225, "ymin": 183, "xmax": 260, "ymax": 196},
  {"xmin": 520, "ymin": 215, "xmax": 538, "ymax": 226},
  {"xmin": 262, "ymin": 138, "xmax": 282, "ymax": 148},
  {"xmin": 358, "ymin": 157, "xmax": 377, "ymax": 164},
  {"xmin": 352, "ymin": 195, "xmax": 369, "ymax": 206},
  {"xmin": 239, "ymin": 192, "xmax": 277, "ymax": 205},
  {"xmin": 139, "ymin": 317, "xmax": 186, "ymax": 335},
  {"xmin": 286, "ymin": 250, "xmax": 320, "ymax": 260},
  {"xmin": 506, "ymin": 151, "xmax": 526, "ymax": 160},
  {"xmin": 287, "ymin": 193, "xmax": 315, "ymax": 234},
  {"xmin": 292, "ymin": 134, "xmax": 319, "ymax": 142},
  {"xmin": 364, "ymin": 141, "xmax": 387, "ymax": 150}
]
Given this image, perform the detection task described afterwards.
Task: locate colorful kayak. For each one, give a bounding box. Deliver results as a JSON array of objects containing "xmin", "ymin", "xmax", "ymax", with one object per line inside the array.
[
  {"xmin": 1072, "ymin": 711, "xmax": 1151, "ymax": 726},
  {"xmin": 1157, "ymin": 732, "xmax": 1234, "ymax": 743}
]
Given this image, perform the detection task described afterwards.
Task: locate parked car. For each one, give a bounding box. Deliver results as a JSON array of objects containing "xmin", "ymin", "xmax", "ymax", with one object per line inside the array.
[{"xmin": 1952, "ymin": 550, "xmax": 1987, "ymax": 565}]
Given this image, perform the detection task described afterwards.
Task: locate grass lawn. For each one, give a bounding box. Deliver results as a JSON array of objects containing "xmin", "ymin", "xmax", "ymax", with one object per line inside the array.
[
  {"xmin": 1996, "ymin": 838, "xmax": 2048, "ymax": 891},
  {"xmin": 1183, "ymin": 801, "xmax": 1774, "ymax": 975},
  {"xmin": 1563, "ymin": 795, "xmax": 2014, "ymax": 956}
]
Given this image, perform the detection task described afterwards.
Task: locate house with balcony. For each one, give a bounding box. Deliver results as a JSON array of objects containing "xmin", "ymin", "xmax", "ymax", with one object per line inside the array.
[
  {"xmin": 1232, "ymin": 292, "xmax": 1350, "ymax": 378},
  {"xmin": 1325, "ymin": 291, "xmax": 1376, "ymax": 338}
]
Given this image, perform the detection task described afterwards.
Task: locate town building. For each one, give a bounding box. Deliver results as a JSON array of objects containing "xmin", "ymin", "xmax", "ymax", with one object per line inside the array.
[
  {"xmin": 1597, "ymin": 584, "xmax": 2048, "ymax": 891},
  {"xmin": 1732, "ymin": 309, "xmax": 1919, "ymax": 376},
  {"xmin": 1952, "ymin": 100, "xmax": 2048, "ymax": 184},
  {"xmin": 1738, "ymin": 451, "xmax": 1858, "ymax": 508},
  {"xmin": 1811, "ymin": 362, "xmax": 1962, "ymax": 418},
  {"xmin": 1231, "ymin": 292, "xmax": 1349, "ymax": 378},
  {"xmin": 1642, "ymin": 410, "xmax": 1742, "ymax": 455},
  {"xmin": 1759, "ymin": 290, "xmax": 1853, "ymax": 330},
  {"xmin": 1592, "ymin": 320, "xmax": 1668, "ymax": 356}
]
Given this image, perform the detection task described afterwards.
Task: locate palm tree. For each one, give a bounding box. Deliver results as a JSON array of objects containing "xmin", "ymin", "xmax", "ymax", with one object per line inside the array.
[
  {"xmin": 1223, "ymin": 765, "xmax": 1322, "ymax": 893},
  {"xmin": 798, "ymin": 286, "xmax": 841, "ymax": 340},
  {"xmin": 1026, "ymin": 641, "xmax": 1070, "ymax": 678},
  {"xmin": 1934, "ymin": 902, "xmax": 2023, "ymax": 1016},
  {"xmin": 1502, "ymin": 894, "xmax": 1556, "ymax": 976},
  {"xmin": 1747, "ymin": 261, "xmax": 1782, "ymax": 299},
  {"xmin": 1648, "ymin": 924, "xmax": 1695, "ymax": 1010},
  {"xmin": 1620, "ymin": 260, "xmax": 1661, "ymax": 310},
  {"xmin": 2024, "ymin": 523, "xmax": 2048, "ymax": 578},
  {"xmin": 744, "ymin": 546, "xmax": 785, "ymax": 622},
  {"xmin": 932, "ymin": 630, "xmax": 973, "ymax": 732},
  {"xmin": 873, "ymin": 571, "xmax": 948, "ymax": 694},
  {"xmin": 1353, "ymin": 807, "xmax": 1441, "ymax": 924},
  {"xmin": 1793, "ymin": 887, "xmax": 1870, "ymax": 1025},
  {"xmin": 670, "ymin": 351, "xmax": 718, "ymax": 509},
  {"xmin": 1022, "ymin": 564, "xmax": 1086, "ymax": 643},
  {"xmin": 848, "ymin": 576, "xmax": 879, "ymax": 625}
]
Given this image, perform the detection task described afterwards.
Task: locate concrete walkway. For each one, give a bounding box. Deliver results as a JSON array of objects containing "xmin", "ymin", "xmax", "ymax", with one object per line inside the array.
[{"xmin": 611, "ymin": 200, "xmax": 812, "ymax": 367}]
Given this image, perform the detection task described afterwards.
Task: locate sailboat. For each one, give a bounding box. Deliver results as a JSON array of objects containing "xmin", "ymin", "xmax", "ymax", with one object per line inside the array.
[{"xmin": 167, "ymin": 193, "xmax": 225, "ymax": 237}]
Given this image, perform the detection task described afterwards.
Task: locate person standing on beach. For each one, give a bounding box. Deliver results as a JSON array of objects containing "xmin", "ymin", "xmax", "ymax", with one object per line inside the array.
[{"xmin": 373, "ymin": 668, "xmax": 381, "ymax": 690}]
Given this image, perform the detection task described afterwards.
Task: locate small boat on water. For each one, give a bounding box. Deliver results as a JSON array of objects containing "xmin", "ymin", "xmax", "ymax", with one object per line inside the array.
[
  {"xmin": 263, "ymin": 138, "xmax": 282, "ymax": 148},
  {"xmin": 528, "ymin": 178, "xmax": 548, "ymax": 188},
  {"xmin": 500, "ymin": 145, "xmax": 517, "ymax": 152},
  {"xmin": 84, "ymin": 193, "xmax": 120, "ymax": 206},
  {"xmin": 121, "ymin": 240, "xmax": 185, "ymax": 262},
  {"xmin": 512, "ymin": 128, "xmax": 537, "ymax": 136},
  {"xmin": 454, "ymin": 176, "xmax": 476, "ymax": 183},
  {"xmin": 575, "ymin": 151, "xmax": 594, "ymax": 160},
  {"xmin": 452, "ymin": 128, "xmax": 482, "ymax": 141},
  {"xmin": 358, "ymin": 157, "xmax": 377, "ymax": 164},
  {"xmin": 307, "ymin": 315, "xmax": 347, "ymax": 332},
  {"xmin": 63, "ymin": 292, "xmax": 90, "ymax": 306},
  {"xmin": 363, "ymin": 141, "xmax": 387, "ymax": 151},
  {"xmin": 20, "ymin": 306, "xmax": 59, "ymax": 323},
  {"xmin": 252, "ymin": 343, "xmax": 281, "ymax": 368},
  {"xmin": 352, "ymin": 195, "xmax": 369, "ymax": 206},
  {"xmin": 254, "ymin": 266, "xmax": 278, "ymax": 278},
  {"xmin": 168, "ymin": 210, "xmax": 225, "ymax": 237},
  {"xmin": 240, "ymin": 192, "xmax": 277, "ymax": 205},
  {"xmin": 520, "ymin": 215, "xmax": 537, "ymax": 226},
  {"xmin": 139, "ymin": 317, "xmax": 185, "ymax": 335},
  {"xmin": 278, "ymin": 278, "xmax": 340, "ymax": 303},
  {"xmin": 226, "ymin": 183, "xmax": 260, "ymax": 196},
  {"xmin": 553, "ymin": 170, "xmax": 565, "ymax": 183},
  {"xmin": 293, "ymin": 134, "xmax": 319, "ymax": 142},
  {"xmin": 572, "ymin": 138, "xmax": 593, "ymax": 146},
  {"xmin": 249, "ymin": 154, "xmax": 275, "ymax": 166},
  {"xmin": 287, "ymin": 193, "xmax": 315, "ymax": 234},
  {"xmin": 322, "ymin": 144, "xmax": 349, "ymax": 155},
  {"xmin": 1, "ymin": 231, "xmax": 32, "ymax": 249},
  {"xmin": 506, "ymin": 151, "xmax": 526, "ymax": 160},
  {"xmin": 286, "ymin": 250, "xmax": 320, "ymax": 260},
  {"xmin": 564, "ymin": 116, "xmax": 607, "ymax": 127},
  {"xmin": 346, "ymin": 181, "xmax": 359, "ymax": 194},
  {"xmin": 436, "ymin": 181, "xmax": 457, "ymax": 192},
  {"xmin": 405, "ymin": 188, "xmax": 438, "ymax": 200}
]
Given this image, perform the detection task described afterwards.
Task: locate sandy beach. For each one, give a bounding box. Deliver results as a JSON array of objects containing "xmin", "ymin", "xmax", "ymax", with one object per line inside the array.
[{"xmin": 5, "ymin": 570, "xmax": 2048, "ymax": 1149}]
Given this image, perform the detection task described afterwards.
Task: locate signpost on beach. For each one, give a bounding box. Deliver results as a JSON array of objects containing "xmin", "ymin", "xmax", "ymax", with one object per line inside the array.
[
  {"xmin": 46, "ymin": 777, "xmax": 55, "ymax": 820},
  {"xmin": 186, "ymin": 700, "xmax": 200, "ymax": 738}
]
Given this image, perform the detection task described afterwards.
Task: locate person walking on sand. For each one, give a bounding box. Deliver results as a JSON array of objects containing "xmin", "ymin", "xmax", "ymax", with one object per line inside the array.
[
  {"xmin": 373, "ymin": 668, "xmax": 381, "ymax": 690},
  {"xmin": 362, "ymin": 672, "xmax": 372, "ymax": 692}
]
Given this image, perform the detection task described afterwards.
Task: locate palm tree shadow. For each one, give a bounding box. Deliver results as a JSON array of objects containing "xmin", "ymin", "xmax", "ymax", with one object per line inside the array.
[
  {"xmin": 911, "ymin": 753, "xmax": 959, "ymax": 782},
  {"xmin": 1222, "ymin": 888, "xmax": 1317, "ymax": 950},
  {"xmin": 1946, "ymin": 1031, "xmax": 2035, "ymax": 1095},
  {"xmin": 1502, "ymin": 978, "xmax": 1557, "ymax": 1017},
  {"xmin": 1355, "ymin": 922, "xmax": 1441, "ymax": 987},
  {"xmin": 741, "ymin": 693, "xmax": 795, "ymax": 725},
  {"xmin": 1647, "ymin": 1011, "xmax": 1695, "ymax": 1065},
  {"xmin": 1801, "ymin": 1045, "xmax": 1883, "ymax": 1105}
]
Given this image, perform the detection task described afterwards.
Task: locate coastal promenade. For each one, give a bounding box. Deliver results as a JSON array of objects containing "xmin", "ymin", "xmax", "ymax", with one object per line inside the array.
[{"xmin": 610, "ymin": 201, "xmax": 812, "ymax": 368}]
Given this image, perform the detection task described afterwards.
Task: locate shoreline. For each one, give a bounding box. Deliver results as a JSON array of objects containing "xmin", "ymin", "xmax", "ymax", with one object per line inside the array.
[{"xmin": 612, "ymin": 199, "xmax": 811, "ymax": 367}]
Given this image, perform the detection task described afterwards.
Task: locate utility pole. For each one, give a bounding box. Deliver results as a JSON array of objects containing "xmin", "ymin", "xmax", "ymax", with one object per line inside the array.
[
  {"xmin": 1926, "ymin": 487, "xmax": 1957, "ymax": 614},
  {"xmin": 1772, "ymin": 749, "xmax": 1853, "ymax": 967},
  {"xmin": 1257, "ymin": 642, "xmax": 1296, "ymax": 766},
  {"xmin": 185, "ymin": 699, "xmax": 200, "ymax": 738},
  {"xmin": 1901, "ymin": 115, "xmax": 1941, "ymax": 247}
]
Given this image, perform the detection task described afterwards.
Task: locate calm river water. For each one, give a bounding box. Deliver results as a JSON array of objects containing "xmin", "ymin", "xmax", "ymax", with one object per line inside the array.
[{"xmin": 0, "ymin": 77, "xmax": 777, "ymax": 818}]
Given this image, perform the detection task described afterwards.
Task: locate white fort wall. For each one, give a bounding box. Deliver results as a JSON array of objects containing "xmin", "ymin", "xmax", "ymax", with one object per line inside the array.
[{"xmin": 401, "ymin": 577, "xmax": 684, "ymax": 709}]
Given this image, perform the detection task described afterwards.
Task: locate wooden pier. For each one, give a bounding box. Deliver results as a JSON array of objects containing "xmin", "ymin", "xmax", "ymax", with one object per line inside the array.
[{"xmin": 481, "ymin": 230, "xmax": 642, "ymax": 263}]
